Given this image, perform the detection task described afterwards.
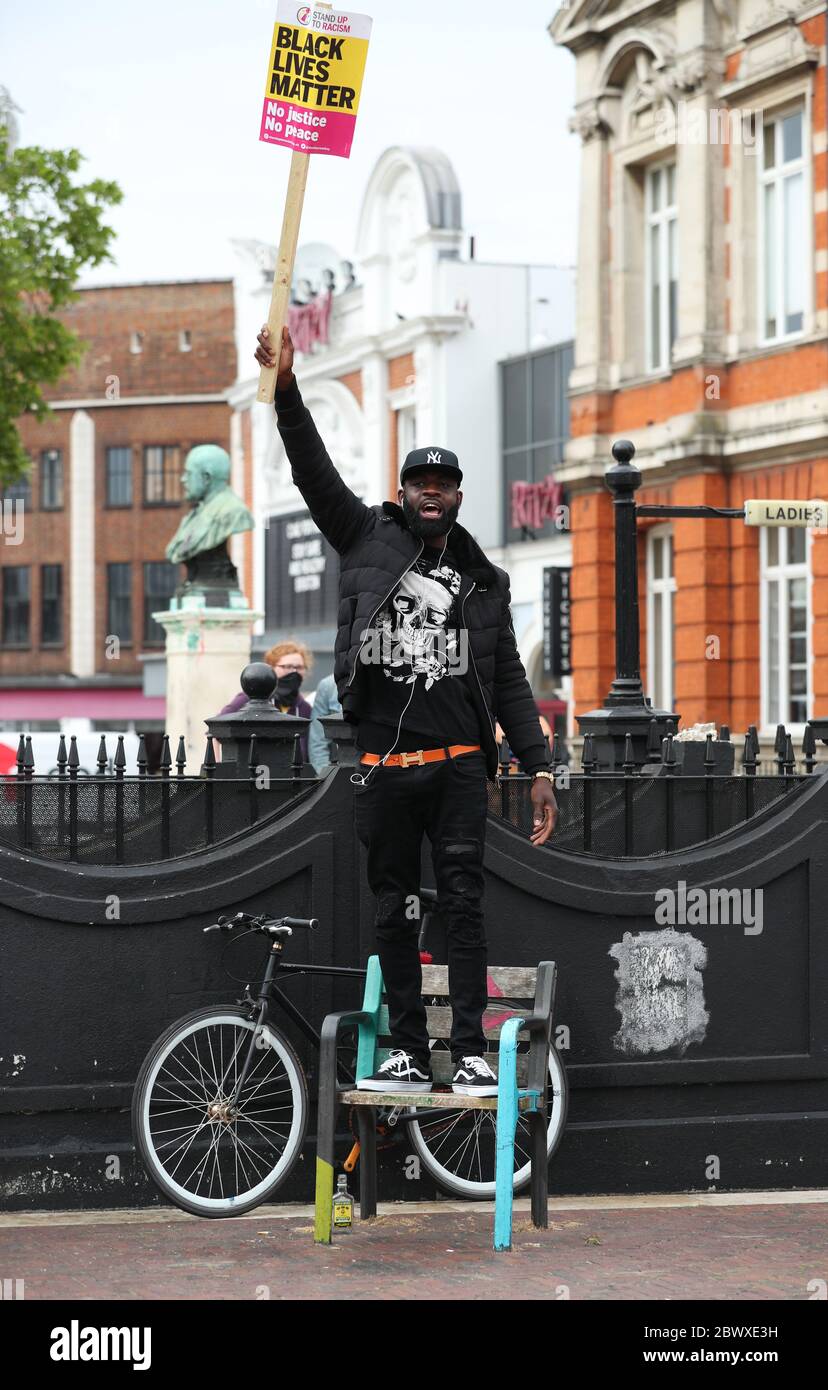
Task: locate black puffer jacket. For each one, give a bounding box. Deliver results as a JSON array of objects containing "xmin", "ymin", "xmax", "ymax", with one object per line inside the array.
[{"xmin": 274, "ymin": 378, "xmax": 551, "ymax": 779}]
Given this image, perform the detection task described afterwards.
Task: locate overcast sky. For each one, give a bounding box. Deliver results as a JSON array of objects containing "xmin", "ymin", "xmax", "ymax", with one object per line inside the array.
[{"xmin": 2, "ymin": 0, "xmax": 578, "ymax": 285}]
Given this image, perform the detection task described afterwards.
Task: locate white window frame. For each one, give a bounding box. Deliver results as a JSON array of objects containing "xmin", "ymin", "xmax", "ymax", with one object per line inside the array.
[
  {"xmin": 646, "ymin": 523, "xmax": 676, "ymax": 712},
  {"xmin": 644, "ymin": 160, "xmax": 678, "ymax": 373},
  {"xmin": 759, "ymin": 525, "xmax": 812, "ymax": 736},
  {"xmin": 757, "ymin": 103, "xmax": 810, "ymax": 346}
]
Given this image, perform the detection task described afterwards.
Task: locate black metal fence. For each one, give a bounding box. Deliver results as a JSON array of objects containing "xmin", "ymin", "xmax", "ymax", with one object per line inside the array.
[
  {"xmin": 0, "ymin": 731, "xmax": 314, "ymax": 864},
  {"xmin": 490, "ymin": 720, "xmax": 821, "ymax": 857},
  {"xmin": 7, "ymin": 714, "xmax": 820, "ymax": 865}
]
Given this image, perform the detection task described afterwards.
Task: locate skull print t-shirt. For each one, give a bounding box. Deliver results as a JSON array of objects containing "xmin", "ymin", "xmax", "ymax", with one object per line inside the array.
[{"xmin": 355, "ymin": 544, "xmax": 483, "ymax": 755}]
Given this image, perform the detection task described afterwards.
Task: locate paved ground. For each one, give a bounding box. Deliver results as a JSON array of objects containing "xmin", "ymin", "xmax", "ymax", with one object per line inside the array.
[{"xmin": 1, "ymin": 1191, "xmax": 825, "ymax": 1301}]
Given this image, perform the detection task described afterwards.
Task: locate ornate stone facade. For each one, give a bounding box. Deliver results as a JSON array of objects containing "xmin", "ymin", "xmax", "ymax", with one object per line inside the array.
[{"xmin": 550, "ymin": 0, "xmax": 827, "ymax": 737}]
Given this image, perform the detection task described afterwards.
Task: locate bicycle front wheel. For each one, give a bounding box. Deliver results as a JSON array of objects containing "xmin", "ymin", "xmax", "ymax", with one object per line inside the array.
[
  {"xmin": 405, "ymin": 1045, "xmax": 568, "ymax": 1200},
  {"xmin": 132, "ymin": 1007, "xmax": 308, "ymax": 1218}
]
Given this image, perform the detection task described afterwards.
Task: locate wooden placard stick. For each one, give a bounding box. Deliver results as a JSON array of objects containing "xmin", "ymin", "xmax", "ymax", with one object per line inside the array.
[
  {"xmin": 256, "ymin": 0, "xmax": 333, "ymax": 405},
  {"xmin": 256, "ymin": 150, "xmax": 310, "ymax": 403}
]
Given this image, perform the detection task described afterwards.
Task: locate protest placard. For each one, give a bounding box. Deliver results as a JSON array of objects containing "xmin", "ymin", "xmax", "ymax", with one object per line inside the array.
[
  {"xmin": 257, "ymin": 2, "xmax": 373, "ymax": 404},
  {"xmin": 259, "ymin": 3, "xmax": 372, "ymax": 159}
]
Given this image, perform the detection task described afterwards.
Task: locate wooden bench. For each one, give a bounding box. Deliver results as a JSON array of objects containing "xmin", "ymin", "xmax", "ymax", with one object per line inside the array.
[{"xmin": 314, "ymin": 956, "xmax": 558, "ymax": 1251}]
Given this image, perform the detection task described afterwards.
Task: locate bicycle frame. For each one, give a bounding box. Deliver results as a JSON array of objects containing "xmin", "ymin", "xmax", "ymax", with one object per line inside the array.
[{"xmin": 229, "ymin": 940, "xmax": 368, "ymax": 1106}]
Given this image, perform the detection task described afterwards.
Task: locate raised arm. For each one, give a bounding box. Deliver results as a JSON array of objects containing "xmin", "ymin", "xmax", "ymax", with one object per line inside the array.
[{"xmin": 256, "ymin": 325, "xmax": 372, "ymax": 555}]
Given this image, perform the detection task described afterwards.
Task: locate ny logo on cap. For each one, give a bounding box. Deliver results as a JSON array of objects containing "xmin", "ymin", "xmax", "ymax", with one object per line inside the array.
[{"xmin": 426, "ymin": 450, "xmax": 442, "ymax": 466}]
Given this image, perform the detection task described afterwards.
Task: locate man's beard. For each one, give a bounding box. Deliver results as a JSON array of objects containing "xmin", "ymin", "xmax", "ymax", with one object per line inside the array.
[{"xmin": 402, "ymin": 496, "xmax": 460, "ymax": 540}]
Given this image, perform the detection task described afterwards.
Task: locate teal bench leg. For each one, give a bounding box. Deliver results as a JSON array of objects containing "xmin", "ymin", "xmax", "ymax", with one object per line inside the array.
[
  {"xmin": 314, "ymin": 957, "xmax": 384, "ymax": 1245},
  {"xmin": 494, "ymin": 1016, "xmax": 523, "ymax": 1252}
]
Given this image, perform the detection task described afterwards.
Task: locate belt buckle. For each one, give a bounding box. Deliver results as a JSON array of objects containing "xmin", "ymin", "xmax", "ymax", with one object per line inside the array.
[{"xmin": 399, "ymin": 749, "xmax": 425, "ymax": 767}]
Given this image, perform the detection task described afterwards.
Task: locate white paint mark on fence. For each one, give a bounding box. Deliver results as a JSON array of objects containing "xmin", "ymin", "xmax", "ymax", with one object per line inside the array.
[
  {"xmin": 609, "ymin": 928, "xmax": 708, "ymax": 1055},
  {"xmin": 0, "ymin": 1054, "xmax": 26, "ymax": 1077}
]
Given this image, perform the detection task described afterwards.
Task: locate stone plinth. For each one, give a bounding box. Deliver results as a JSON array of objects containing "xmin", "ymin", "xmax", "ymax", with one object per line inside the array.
[{"xmin": 154, "ymin": 603, "xmax": 264, "ymax": 774}]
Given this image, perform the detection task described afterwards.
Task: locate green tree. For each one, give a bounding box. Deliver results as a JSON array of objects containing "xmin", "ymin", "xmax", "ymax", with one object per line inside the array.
[{"xmin": 0, "ymin": 121, "xmax": 122, "ymax": 484}]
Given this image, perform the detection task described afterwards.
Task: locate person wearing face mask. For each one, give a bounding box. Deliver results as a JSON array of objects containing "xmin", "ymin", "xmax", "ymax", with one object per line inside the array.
[{"xmin": 215, "ymin": 640, "xmax": 313, "ymax": 765}]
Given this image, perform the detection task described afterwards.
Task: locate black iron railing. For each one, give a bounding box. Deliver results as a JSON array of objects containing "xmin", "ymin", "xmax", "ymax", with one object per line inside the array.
[
  {"xmin": 5, "ymin": 704, "xmax": 823, "ymax": 865},
  {"xmin": 0, "ymin": 732, "xmax": 313, "ymax": 865},
  {"xmin": 490, "ymin": 720, "xmax": 820, "ymax": 858}
]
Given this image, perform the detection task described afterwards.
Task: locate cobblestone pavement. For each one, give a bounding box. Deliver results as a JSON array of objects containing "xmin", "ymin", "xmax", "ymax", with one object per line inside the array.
[{"xmin": 1, "ymin": 1192, "xmax": 825, "ymax": 1300}]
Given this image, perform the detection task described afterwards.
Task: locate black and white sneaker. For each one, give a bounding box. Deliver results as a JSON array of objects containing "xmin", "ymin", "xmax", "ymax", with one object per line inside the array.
[
  {"xmin": 356, "ymin": 1050, "xmax": 433, "ymax": 1093},
  {"xmin": 452, "ymin": 1056, "xmax": 499, "ymax": 1096}
]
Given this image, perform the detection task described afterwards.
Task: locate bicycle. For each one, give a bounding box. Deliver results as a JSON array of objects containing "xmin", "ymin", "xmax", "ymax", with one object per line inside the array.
[{"xmin": 131, "ymin": 890, "xmax": 569, "ymax": 1217}]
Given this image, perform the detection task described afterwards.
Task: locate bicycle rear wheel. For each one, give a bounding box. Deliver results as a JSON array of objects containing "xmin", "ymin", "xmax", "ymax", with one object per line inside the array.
[
  {"xmin": 405, "ymin": 1044, "xmax": 568, "ymax": 1200},
  {"xmin": 132, "ymin": 1007, "xmax": 308, "ymax": 1218}
]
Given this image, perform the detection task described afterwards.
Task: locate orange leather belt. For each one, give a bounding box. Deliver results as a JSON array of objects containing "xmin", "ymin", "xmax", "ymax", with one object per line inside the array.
[{"xmin": 359, "ymin": 744, "xmax": 481, "ymax": 768}]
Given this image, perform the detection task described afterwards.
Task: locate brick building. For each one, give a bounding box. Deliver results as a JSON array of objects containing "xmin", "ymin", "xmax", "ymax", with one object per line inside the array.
[
  {"xmin": 551, "ymin": 0, "xmax": 827, "ymax": 749},
  {"xmin": 0, "ymin": 280, "xmax": 236, "ymax": 737}
]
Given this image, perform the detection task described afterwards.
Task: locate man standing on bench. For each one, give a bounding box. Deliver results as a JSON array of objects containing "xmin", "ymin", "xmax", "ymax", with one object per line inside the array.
[{"xmin": 257, "ymin": 325, "xmax": 558, "ymax": 1097}]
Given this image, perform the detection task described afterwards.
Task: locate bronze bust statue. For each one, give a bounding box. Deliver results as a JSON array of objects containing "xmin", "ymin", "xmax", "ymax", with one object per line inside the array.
[{"xmin": 166, "ymin": 445, "xmax": 254, "ymax": 605}]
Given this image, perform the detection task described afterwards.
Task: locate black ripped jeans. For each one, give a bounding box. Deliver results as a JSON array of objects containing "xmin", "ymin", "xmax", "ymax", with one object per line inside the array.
[{"xmin": 353, "ymin": 749, "xmax": 489, "ymax": 1065}]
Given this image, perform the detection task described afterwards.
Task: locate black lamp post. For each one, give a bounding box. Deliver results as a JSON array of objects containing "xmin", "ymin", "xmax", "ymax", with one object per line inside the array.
[{"xmin": 576, "ymin": 439, "xmax": 680, "ymax": 769}]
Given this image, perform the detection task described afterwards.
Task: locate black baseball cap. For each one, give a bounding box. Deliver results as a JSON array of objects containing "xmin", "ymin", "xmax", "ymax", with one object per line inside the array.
[{"xmin": 400, "ymin": 446, "xmax": 462, "ymax": 486}]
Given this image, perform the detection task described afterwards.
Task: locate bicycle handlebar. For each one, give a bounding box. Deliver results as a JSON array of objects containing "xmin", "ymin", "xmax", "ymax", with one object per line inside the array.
[
  {"xmin": 203, "ymin": 911, "xmax": 318, "ymax": 935},
  {"xmin": 204, "ymin": 894, "xmax": 434, "ymax": 936},
  {"xmin": 203, "ymin": 916, "xmax": 233, "ymax": 934}
]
